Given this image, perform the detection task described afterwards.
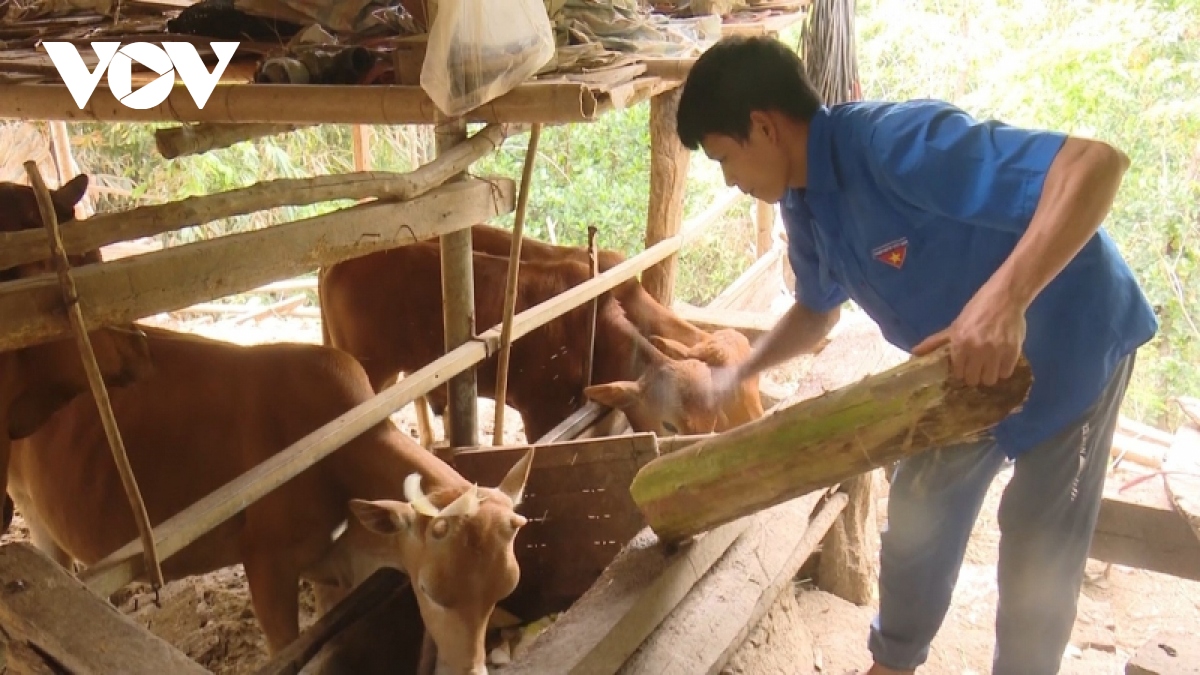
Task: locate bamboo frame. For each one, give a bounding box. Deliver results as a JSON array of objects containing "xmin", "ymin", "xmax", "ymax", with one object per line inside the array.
[
  {"xmin": 23, "ymin": 160, "xmax": 164, "ymax": 589},
  {"xmin": 492, "ymin": 123, "xmax": 542, "ymax": 445},
  {"xmin": 0, "ymin": 123, "xmax": 512, "ymax": 272},
  {"xmin": 78, "ymin": 200, "xmax": 733, "ymax": 597},
  {"xmin": 0, "ymin": 178, "xmax": 514, "ymax": 352}
]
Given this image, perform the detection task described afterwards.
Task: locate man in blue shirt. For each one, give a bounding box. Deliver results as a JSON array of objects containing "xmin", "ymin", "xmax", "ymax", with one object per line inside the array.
[{"xmin": 682, "ymin": 36, "xmax": 1157, "ymax": 675}]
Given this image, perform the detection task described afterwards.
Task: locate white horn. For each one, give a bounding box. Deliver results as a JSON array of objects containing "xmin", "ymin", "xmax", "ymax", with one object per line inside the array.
[
  {"xmin": 438, "ymin": 485, "xmax": 480, "ymax": 518},
  {"xmin": 404, "ymin": 473, "xmax": 441, "ymax": 517}
]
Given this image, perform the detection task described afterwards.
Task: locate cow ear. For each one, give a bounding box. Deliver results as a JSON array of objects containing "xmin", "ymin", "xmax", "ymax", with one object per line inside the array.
[
  {"xmin": 51, "ymin": 174, "xmax": 88, "ymax": 217},
  {"xmin": 349, "ymin": 499, "xmax": 416, "ymax": 535},
  {"xmin": 583, "ymin": 381, "xmax": 641, "ymax": 410}
]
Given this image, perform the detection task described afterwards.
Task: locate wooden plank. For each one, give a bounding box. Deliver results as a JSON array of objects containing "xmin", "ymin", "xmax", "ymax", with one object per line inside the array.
[
  {"xmin": 1126, "ymin": 629, "xmax": 1200, "ymax": 675},
  {"xmin": 0, "ymin": 76, "xmax": 677, "ymax": 124},
  {"xmin": 1162, "ymin": 424, "xmax": 1200, "ymax": 543},
  {"xmin": 0, "ymin": 177, "xmax": 515, "ymax": 351},
  {"xmin": 671, "ymin": 302, "xmax": 779, "ymax": 340},
  {"xmin": 253, "ymin": 568, "xmax": 408, "ymax": 675},
  {"xmin": 79, "ymin": 233, "xmax": 697, "ymax": 598},
  {"xmin": 453, "ymin": 434, "xmax": 658, "ymax": 618},
  {"xmin": 619, "ymin": 491, "xmax": 844, "ymax": 675},
  {"xmin": 1089, "ymin": 476, "xmax": 1200, "ymax": 581},
  {"xmin": 0, "ymin": 542, "xmax": 208, "ymax": 675},
  {"xmin": 502, "ymin": 519, "xmax": 751, "ymax": 675}
]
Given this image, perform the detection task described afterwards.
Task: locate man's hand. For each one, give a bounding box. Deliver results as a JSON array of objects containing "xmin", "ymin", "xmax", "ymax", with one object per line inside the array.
[
  {"xmin": 911, "ymin": 281, "xmax": 1027, "ymax": 386},
  {"xmin": 707, "ymin": 365, "xmax": 745, "ymax": 407}
]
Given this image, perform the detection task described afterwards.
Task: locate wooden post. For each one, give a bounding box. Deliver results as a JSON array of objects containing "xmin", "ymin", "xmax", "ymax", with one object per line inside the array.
[
  {"xmin": 630, "ymin": 347, "xmax": 1034, "ymax": 544},
  {"xmin": 493, "ymin": 122, "xmax": 542, "ymax": 445},
  {"xmin": 755, "ymin": 199, "xmax": 774, "ymax": 258},
  {"xmin": 351, "ymin": 125, "xmax": 372, "ymax": 172},
  {"xmin": 437, "ymin": 117, "xmax": 478, "ymax": 448},
  {"xmin": 641, "ymin": 87, "xmax": 690, "ymax": 305},
  {"xmin": 23, "ymin": 160, "xmax": 164, "ymax": 589}
]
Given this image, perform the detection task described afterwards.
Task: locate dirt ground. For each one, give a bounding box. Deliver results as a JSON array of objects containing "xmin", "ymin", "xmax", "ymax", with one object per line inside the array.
[{"xmin": 4, "ymin": 308, "xmax": 1198, "ymax": 675}]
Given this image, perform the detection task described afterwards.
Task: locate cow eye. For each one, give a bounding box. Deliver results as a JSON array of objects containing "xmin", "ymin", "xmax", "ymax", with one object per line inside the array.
[{"xmin": 662, "ymin": 422, "xmax": 678, "ymax": 434}]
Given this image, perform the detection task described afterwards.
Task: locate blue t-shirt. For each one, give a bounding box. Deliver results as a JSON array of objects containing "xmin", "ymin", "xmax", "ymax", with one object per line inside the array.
[{"xmin": 782, "ymin": 99, "xmax": 1158, "ymax": 458}]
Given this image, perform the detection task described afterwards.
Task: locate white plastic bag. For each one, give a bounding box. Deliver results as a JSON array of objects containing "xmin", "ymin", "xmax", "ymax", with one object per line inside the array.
[{"xmin": 420, "ymin": 0, "xmax": 556, "ymax": 118}]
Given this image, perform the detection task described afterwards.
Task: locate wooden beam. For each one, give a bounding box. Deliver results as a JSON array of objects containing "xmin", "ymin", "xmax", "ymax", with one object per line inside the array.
[
  {"xmin": 642, "ymin": 88, "xmax": 691, "ymax": 305},
  {"xmin": 0, "ymin": 123, "xmax": 513, "ymax": 272},
  {"xmin": 1089, "ymin": 476, "xmax": 1200, "ymax": 582},
  {"xmin": 502, "ymin": 520, "xmax": 751, "ymax": 675},
  {"xmin": 0, "ymin": 177, "xmax": 515, "ymax": 351},
  {"xmin": 252, "ymin": 568, "xmax": 409, "ymax": 675},
  {"xmin": 671, "ymin": 303, "xmax": 780, "ymax": 341},
  {"xmin": 0, "ymin": 543, "xmax": 208, "ymax": 675},
  {"xmin": 155, "ymin": 123, "xmax": 314, "ymax": 159},
  {"xmin": 619, "ymin": 491, "xmax": 845, "ymax": 674},
  {"xmin": 0, "ymin": 78, "xmax": 676, "ymax": 124},
  {"xmin": 631, "ymin": 347, "xmax": 1033, "ymax": 544},
  {"xmin": 78, "ymin": 223, "xmax": 696, "ymax": 597},
  {"xmin": 709, "ymin": 245, "xmax": 783, "ymax": 314}
]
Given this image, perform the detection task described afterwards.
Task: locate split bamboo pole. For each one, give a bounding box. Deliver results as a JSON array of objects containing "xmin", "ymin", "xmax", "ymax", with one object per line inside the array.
[
  {"xmin": 492, "ymin": 123, "xmax": 542, "ymax": 445},
  {"xmin": 23, "ymin": 160, "xmax": 164, "ymax": 589},
  {"xmin": 630, "ymin": 347, "xmax": 1035, "ymax": 544}
]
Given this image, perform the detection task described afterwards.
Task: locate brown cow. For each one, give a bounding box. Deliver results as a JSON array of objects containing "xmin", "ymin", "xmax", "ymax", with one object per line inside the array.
[
  {"xmin": 446, "ymin": 225, "xmax": 764, "ymax": 428},
  {"xmin": 0, "ymin": 176, "xmax": 152, "ymax": 532},
  {"xmin": 10, "ymin": 325, "xmax": 532, "ymax": 674},
  {"xmin": 320, "ymin": 242, "xmax": 723, "ymax": 442}
]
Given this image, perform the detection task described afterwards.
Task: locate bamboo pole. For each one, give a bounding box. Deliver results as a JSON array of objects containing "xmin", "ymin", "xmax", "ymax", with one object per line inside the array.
[
  {"xmin": 23, "ymin": 161, "xmax": 165, "ymax": 589},
  {"xmin": 582, "ymin": 225, "xmax": 599, "ymax": 389},
  {"xmin": 629, "ymin": 347, "xmax": 1034, "ymax": 544},
  {"xmin": 154, "ymin": 123, "xmax": 315, "ymax": 159},
  {"xmin": 437, "ymin": 117, "xmax": 478, "ymax": 449},
  {"xmin": 79, "ymin": 214, "xmax": 711, "ymax": 597},
  {"xmin": 0, "ymin": 123, "xmax": 512, "ymax": 273},
  {"xmin": 492, "ymin": 123, "xmax": 542, "ymax": 445},
  {"xmin": 0, "ymin": 81, "xmax": 604, "ymax": 124}
]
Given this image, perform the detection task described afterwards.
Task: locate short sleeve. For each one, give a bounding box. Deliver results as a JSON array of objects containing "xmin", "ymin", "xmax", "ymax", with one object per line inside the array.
[
  {"xmin": 863, "ymin": 100, "xmax": 1068, "ymax": 235},
  {"xmin": 782, "ymin": 199, "xmax": 849, "ymax": 314}
]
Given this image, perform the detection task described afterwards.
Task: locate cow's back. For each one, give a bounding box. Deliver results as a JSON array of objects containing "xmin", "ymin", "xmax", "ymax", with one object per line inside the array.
[{"xmin": 8, "ymin": 328, "xmax": 412, "ymax": 578}]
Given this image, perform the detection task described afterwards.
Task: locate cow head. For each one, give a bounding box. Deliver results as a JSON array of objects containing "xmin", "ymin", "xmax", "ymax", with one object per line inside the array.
[
  {"xmin": 0, "ymin": 175, "xmax": 153, "ymax": 532},
  {"xmin": 583, "ymin": 340, "xmax": 721, "ymax": 436},
  {"xmin": 348, "ymin": 449, "xmax": 534, "ymax": 675},
  {"xmin": 650, "ymin": 329, "xmax": 764, "ymax": 429}
]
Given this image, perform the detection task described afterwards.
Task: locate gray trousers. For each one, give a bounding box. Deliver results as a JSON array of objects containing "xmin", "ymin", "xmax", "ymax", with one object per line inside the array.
[{"xmin": 868, "ymin": 352, "xmax": 1136, "ymax": 674}]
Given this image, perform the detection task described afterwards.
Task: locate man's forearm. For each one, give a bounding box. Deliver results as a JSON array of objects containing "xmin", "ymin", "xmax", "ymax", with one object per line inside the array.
[
  {"xmin": 738, "ymin": 302, "xmax": 840, "ymax": 378},
  {"xmin": 989, "ymin": 137, "xmax": 1131, "ymax": 310}
]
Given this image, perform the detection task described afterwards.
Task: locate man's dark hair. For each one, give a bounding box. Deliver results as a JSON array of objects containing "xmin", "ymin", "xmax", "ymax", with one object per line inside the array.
[{"xmin": 676, "ymin": 36, "xmax": 823, "ymax": 151}]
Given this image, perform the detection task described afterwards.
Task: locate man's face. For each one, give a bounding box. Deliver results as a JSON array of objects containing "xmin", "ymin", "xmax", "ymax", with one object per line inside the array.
[{"xmin": 699, "ymin": 113, "xmax": 792, "ymax": 204}]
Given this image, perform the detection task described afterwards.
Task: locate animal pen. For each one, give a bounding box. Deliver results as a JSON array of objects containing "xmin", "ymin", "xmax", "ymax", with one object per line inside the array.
[{"xmin": 1, "ymin": 1, "xmax": 1172, "ymax": 674}]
